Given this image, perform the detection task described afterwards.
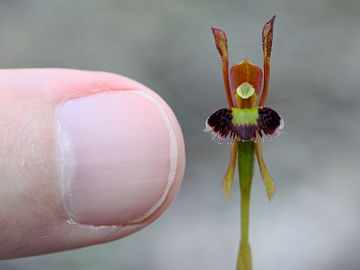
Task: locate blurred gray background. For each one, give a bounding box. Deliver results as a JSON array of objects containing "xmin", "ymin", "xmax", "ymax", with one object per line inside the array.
[{"xmin": 1, "ymin": 0, "xmax": 360, "ymax": 269}]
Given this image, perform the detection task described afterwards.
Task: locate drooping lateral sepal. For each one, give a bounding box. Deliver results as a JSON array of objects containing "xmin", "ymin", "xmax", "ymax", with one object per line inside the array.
[
  {"xmin": 222, "ymin": 140, "xmax": 238, "ymax": 199},
  {"xmin": 204, "ymin": 107, "xmax": 283, "ymax": 143},
  {"xmin": 255, "ymin": 135, "xmax": 276, "ymax": 201}
]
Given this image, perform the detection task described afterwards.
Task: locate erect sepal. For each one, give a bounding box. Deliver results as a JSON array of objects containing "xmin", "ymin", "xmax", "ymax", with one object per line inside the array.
[
  {"xmin": 211, "ymin": 27, "xmax": 234, "ymax": 107},
  {"xmin": 262, "ymin": 16, "xmax": 275, "ymax": 61},
  {"xmin": 259, "ymin": 16, "xmax": 276, "ymax": 107},
  {"xmin": 222, "ymin": 140, "xmax": 238, "ymax": 199},
  {"xmin": 255, "ymin": 135, "xmax": 276, "ymax": 201},
  {"xmin": 211, "ymin": 27, "xmax": 228, "ymax": 59}
]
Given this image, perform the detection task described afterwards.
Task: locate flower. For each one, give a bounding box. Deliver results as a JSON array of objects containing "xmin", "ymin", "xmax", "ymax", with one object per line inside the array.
[
  {"xmin": 205, "ymin": 16, "xmax": 283, "ymax": 200},
  {"xmin": 204, "ymin": 16, "xmax": 283, "ymax": 270}
]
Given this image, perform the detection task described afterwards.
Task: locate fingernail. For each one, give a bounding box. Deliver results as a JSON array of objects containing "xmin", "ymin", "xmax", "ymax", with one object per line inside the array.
[{"xmin": 58, "ymin": 91, "xmax": 177, "ymax": 225}]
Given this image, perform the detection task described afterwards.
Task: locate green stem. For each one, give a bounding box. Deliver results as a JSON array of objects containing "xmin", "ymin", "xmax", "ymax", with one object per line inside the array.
[{"xmin": 236, "ymin": 141, "xmax": 255, "ymax": 270}]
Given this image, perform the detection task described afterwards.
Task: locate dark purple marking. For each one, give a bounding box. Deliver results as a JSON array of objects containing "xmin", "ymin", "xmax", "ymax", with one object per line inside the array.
[
  {"xmin": 232, "ymin": 124, "xmax": 258, "ymax": 141},
  {"xmin": 206, "ymin": 108, "xmax": 233, "ymax": 141},
  {"xmin": 205, "ymin": 107, "xmax": 283, "ymax": 143},
  {"xmin": 257, "ymin": 107, "xmax": 283, "ymax": 138}
]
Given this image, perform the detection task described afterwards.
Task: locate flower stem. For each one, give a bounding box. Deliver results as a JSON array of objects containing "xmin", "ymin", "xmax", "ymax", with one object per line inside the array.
[{"xmin": 236, "ymin": 141, "xmax": 255, "ymax": 270}]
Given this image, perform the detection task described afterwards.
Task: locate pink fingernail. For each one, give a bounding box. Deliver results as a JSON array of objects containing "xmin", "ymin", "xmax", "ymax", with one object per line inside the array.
[{"xmin": 58, "ymin": 91, "xmax": 177, "ymax": 225}]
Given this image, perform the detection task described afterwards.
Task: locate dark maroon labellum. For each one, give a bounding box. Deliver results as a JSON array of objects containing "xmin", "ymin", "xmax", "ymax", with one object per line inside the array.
[{"xmin": 205, "ymin": 107, "xmax": 283, "ymax": 143}]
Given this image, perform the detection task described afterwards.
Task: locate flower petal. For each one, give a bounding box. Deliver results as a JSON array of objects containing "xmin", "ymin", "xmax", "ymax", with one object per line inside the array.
[
  {"xmin": 255, "ymin": 135, "xmax": 276, "ymax": 200},
  {"xmin": 222, "ymin": 140, "xmax": 238, "ymax": 199},
  {"xmin": 211, "ymin": 27, "xmax": 234, "ymax": 107}
]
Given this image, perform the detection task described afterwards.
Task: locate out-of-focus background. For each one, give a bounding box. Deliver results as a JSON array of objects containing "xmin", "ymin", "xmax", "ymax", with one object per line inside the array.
[{"xmin": 1, "ymin": 0, "xmax": 360, "ymax": 269}]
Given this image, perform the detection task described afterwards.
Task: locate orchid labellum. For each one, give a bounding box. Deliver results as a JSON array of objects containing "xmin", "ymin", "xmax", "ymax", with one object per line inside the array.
[{"xmin": 205, "ymin": 16, "xmax": 283, "ymax": 270}]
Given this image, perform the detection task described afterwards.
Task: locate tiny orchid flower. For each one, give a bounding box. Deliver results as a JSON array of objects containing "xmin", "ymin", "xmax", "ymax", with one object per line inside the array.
[{"xmin": 205, "ymin": 16, "xmax": 283, "ymax": 270}]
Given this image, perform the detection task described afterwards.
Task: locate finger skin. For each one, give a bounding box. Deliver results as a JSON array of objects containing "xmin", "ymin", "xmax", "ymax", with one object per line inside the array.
[{"xmin": 0, "ymin": 69, "xmax": 185, "ymax": 259}]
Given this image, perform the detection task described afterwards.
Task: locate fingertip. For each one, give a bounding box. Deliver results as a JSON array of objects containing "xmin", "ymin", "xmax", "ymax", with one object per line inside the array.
[{"xmin": 0, "ymin": 69, "xmax": 185, "ymax": 258}]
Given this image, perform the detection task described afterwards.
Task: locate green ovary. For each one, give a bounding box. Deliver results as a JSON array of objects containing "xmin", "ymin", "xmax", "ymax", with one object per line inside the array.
[
  {"xmin": 237, "ymin": 141, "xmax": 255, "ymax": 270},
  {"xmin": 231, "ymin": 108, "xmax": 258, "ymax": 126}
]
